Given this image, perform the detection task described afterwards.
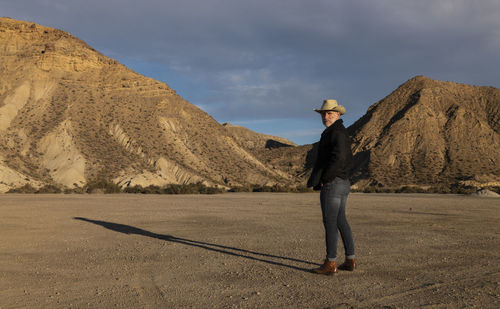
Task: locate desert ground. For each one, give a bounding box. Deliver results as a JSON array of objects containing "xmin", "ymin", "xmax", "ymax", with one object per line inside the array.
[{"xmin": 0, "ymin": 193, "xmax": 499, "ymax": 308}]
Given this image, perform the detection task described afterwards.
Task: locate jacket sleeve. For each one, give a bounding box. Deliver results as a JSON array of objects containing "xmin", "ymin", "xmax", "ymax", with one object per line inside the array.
[
  {"xmin": 307, "ymin": 147, "xmax": 322, "ymax": 188},
  {"xmin": 307, "ymin": 165, "xmax": 323, "ymax": 188}
]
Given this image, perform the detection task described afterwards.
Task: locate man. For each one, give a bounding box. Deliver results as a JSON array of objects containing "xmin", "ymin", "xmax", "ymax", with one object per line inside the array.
[{"xmin": 307, "ymin": 99, "xmax": 356, "ymax": 275}]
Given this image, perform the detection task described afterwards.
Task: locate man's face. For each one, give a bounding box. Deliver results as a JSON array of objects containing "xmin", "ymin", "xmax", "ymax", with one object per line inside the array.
[{"xmin": 320, "ymin": 111, "xmax": 339, "ymax": 127}]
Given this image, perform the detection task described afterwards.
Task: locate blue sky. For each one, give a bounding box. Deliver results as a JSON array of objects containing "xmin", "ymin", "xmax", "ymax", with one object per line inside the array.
[{"xmin": 2, "ymin": 0, "xmax": 500, "ymax": 145}]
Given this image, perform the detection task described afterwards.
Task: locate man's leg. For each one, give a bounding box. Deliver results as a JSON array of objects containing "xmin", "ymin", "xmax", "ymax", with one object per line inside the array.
[
  {"xmin": 338, "ymin": 192, "xmax": 356, "ymax": 271},
  {"xmin": 313, "ymin": 181, "xmax": 343, "ymax": 275}
]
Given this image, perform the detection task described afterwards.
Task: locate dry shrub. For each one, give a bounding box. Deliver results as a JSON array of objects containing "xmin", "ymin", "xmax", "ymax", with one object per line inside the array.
[
  {"xmin": 231, "ymin": 184, "xmax": 312, "ymax": 193},
  {"xmin": 123, "ymin": 182, "xmax": 223, "ymax": 194},
  {"xmin": 6, "ymin": 184, "xmax": 62, "ymax": 193},
  {"xmin": 162, "ymin": 182, "xmax": 223, "ymax": 194},
  {"xmin": 84, "ymin": 179, "xmax": 121, "ymax": 194},
  {"xmin": 36, "ymin": 184, "xmax": 62, "ymax": 193},
  {"xmin": 355, "ymin": 184, "xmax": 479, "ymax": 194},
  {"xmin": 6, "ymin": 184, "xmax": 38, "ymax": 193}
]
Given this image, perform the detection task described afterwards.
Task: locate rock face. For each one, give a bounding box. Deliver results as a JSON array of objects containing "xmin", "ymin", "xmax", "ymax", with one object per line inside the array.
[
  {"xmin": 348, "ymin": 76, "xmax": 500, "ymax": 188},
  {"xmin": 0, "ymin": 18, "xmax": 295, "ymax": 192}
]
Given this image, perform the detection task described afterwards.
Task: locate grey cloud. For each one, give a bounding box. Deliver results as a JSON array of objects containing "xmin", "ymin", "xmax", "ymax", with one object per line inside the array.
[{"xmin": 2, "ymin": 0, "xmax": 500, "ymax": 141}]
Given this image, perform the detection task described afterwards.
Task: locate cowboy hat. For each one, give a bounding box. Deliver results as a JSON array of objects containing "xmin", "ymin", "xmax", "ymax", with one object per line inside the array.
[{"xmin": 313, "ymin": 99, "xmax": 346, "ymax": 115}]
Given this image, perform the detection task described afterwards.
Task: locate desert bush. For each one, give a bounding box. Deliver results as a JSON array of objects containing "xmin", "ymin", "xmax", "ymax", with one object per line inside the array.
[
  {"xmin": 363, "ymin": 187, "xmax": 395, "ymax": 193},
  {"xmin": 162, "ymin": 182, "xmax": 223, "ymax": 194},
  {"xmin": 123, "ymin": 182, "xmax": 223, "ymax": 194},
  {"xmin": 230, "ymin": 184, "xmax": 313, "ymax": 193},
  {"xmin": 449, "ymin": 185, "xmax": 476, "ymax": 195},
  {"xmin": 252, "ymin": 184, "xmax": 282, "ymax": 193},
  {"xmin": 251, "ymin": 185, "xmax": 269, "ymax": 192},
  {"xmin": 36, "ymin": 184, "xmax": 62, "ymax": 194},
  {"xmin": 6, "ymin": 184, "xmax": 38, "ymax": 193},
  {"xmin": 84, "ymin": 179, "xmax": 121, "ymax": 194},
  {"xmin": 143, "ymin": 185, "xmax": 162, "ymax": 194},
  {"xmin": 357, "ymin": 184, "xmax": 482, "ymax": 194},
  {"xmin": 123, "ymin": 185, "xmax": 146, "ymax": 194},
  {"xmin": 252, "ymin": 184, "xmax": 292, "ymax": 193},
  {"xmin": 228, "ymin": 186, "xmax": 252, "ymax": 192},
  {"xmin": 427, "ymin": 185, "xmax": 452, "ymax": 194},
  {"xmin": 395, "ymin": 186, "xmax": 427, "ymax": 193}
]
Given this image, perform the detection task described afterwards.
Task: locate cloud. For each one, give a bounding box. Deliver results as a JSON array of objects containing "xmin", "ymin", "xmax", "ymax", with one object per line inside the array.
[{"xmin": 2, "ymin": 0, "xmax": 500, "ymax": 144}]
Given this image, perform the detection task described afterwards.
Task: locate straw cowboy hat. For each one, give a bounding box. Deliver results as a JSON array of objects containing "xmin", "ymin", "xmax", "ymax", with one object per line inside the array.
[{"xmin": 313, "ymin": 99, "xmax": 346, "ymax": 115}]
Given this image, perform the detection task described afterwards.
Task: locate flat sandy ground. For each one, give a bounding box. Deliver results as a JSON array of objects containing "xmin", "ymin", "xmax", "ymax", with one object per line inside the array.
[{"xmin": 0, "ymin": 193, "xmax": 499, "ymax": 308}]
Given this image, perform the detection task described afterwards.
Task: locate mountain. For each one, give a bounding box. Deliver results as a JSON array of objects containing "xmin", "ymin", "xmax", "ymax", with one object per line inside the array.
[
  {"xmin": 0, "ymin": 18, "xmax": 296, "ymax": 192},
  {"xmin": 222, "ymin": 123, "xmax": 296, "ymax": 153},
  {"xmin": 243, "ymin": 75, "xmax": 500, "ymax": 191},
  {"xmin": 1, "ymin": 18, "xmax": 498, "ymax": 193},
  {"xmin": 348, "ymin": 76, "xmax": 500, "ymax": 189}
]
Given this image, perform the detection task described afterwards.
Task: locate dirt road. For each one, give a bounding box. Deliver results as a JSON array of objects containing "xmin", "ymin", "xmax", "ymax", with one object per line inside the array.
[{"xmin": 0, "ymin": 193, "xmax": 499, "ymax": 308}]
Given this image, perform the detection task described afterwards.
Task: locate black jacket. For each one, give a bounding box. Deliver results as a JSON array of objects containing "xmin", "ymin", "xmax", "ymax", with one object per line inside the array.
[{"xmin": 307, "ymin": 119, "xmax": 354, "ymax": 189}]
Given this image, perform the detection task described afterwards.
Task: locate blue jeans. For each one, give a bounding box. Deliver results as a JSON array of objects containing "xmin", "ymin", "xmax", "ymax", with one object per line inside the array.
[{"xmin": 320, "ymin": 177, "xmax": 355, "ymax": 260}]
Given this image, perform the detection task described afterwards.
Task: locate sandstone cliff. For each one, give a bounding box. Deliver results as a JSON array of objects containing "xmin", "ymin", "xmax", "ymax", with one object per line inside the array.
[{"xmin": 0, "ymin": 18, "xmax": 294, "ymax": 192}]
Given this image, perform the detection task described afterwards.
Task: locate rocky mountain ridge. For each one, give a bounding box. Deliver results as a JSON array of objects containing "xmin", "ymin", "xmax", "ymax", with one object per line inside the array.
[
  {"xmin": 258, "ymin": 76, "xmax": 500, "ymax": 191},
  {"xmin": 348, "ymin": 75, "xmax": 500, "ymax": 189},
  {"xmin": 0, "ymin": 17, "xmax": 296, "ymax": 192}
]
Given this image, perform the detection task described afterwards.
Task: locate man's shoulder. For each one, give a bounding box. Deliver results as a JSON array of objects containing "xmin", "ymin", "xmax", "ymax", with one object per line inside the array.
[{"xmin": 334, "ymin": 119, "xmax": 347, "ymax": 130}]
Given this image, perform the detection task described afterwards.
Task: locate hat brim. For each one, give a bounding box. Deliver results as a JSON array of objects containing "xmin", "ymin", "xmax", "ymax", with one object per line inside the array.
[{"xmin": 313, "ymin": 106, "xmax": 346, "ymax": 115}]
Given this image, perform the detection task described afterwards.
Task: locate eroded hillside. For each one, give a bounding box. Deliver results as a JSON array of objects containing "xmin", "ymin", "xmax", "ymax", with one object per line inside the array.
[
  {"xmin": 0, "ymin": 18, "xmax": 298, "ymax": 192},
  {"xmin": 348, "ymin": 76, "xmax": 500, "ymax": 189}
]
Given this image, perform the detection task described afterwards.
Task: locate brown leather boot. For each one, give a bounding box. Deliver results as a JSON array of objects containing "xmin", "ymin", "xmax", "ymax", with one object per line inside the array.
[
  {"xmin": 338, "ymin": 258, "xmax": 356, "ymax": 271},
  {"xmin": 312, "ymin": 260, "xmax": 338, "ymax": 275}
]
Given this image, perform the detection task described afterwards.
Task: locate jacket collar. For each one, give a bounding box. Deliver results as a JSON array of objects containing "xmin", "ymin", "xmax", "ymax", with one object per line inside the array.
[{"xmin": 322, "ymin": 119, "xmax": 344, "ymax": 135}]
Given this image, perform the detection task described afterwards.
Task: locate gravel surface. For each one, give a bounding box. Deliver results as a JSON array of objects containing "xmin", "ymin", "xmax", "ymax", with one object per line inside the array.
[{"xmin": 0, "ymin": 193, "xmax": 499, "ymax": 308}]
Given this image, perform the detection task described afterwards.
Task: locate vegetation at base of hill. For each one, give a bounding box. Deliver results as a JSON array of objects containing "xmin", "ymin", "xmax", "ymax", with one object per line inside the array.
[
  {"xmin": 6, "ymin": 184, "xmax": 63, "ymax": 194},
  {"xmin": 6, "ymin": 181, "xmax": 224, "ymax": 194},
  {"xmin": 84, "ymin": 179, "xmax": 122, "ymax": 194},
  {"xmin": 123, "ymin": 182, "xmax": 223, "ymax": 194},
  {"xmin": 5, "ymin": 182, "xmax": 498, "ymax": 195},
  {"xmin": 6, "ymin": 184, "xmax": 38, "ymax": 193},
  {"xmin": 352, "ymin": 184, "xmax": 500, "ymax": 194},
  {"xmin": 5, "ymin": 182, "xmax": 312, "ymax": 194},
  {"xmin": 36, "ymin": 184, "xmax": 63, "ymax": 193},
  {"xmin": 229, "ymin": 184, "xmax": 312, "ymax": 193}
]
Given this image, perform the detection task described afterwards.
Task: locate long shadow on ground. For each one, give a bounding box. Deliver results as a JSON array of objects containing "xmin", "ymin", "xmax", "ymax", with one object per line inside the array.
[{"xmin": 74, "ymin": 217, "xmax": 319, "ymax": 273}]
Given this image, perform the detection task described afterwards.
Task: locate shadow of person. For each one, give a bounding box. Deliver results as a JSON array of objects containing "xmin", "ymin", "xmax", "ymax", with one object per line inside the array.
[{"xmin": 73, "ymin": 217, "xmax": 319, "ymax": 273}]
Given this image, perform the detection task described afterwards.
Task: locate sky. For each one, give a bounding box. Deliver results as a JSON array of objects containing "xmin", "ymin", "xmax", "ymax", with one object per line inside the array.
[{"xmin": 2, "ymin": 0, "xmax": 500, "ymax": 145}]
